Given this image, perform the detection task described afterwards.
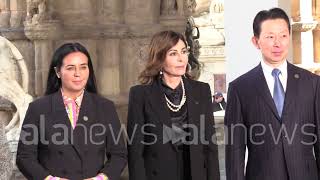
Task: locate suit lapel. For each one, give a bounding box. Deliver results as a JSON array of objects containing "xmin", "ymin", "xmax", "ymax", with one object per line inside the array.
[
  {"xmin": 184, "ymin": 78, "xmax": 199, "ymax": 126},
  {"xmin": 254, "ymin": 64, "xmax": 281, "ymax": 120},
  {"xmin": 148, "ymin": 81, "xmax": 172, "ymax": 128},
  {"xmin": 72, "ymin": 91, "xmax": 97, "ymax": 151},
  {"xmin": 282, "ymin": 63, "xmax": 298, "ymax": 119},
  {"xmin": 51, "ymin": 91, "xmax": 73, "ymax": 138}
]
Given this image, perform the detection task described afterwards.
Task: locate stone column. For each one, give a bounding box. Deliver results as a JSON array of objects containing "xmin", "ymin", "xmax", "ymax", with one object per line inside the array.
[
  {"xmin": 0, "ymin": 0, "xmax": 10, "ymax": 28},
  {"xmin": 33, "ymin": 40, "xmax": 53, "ymax": 96},
  {"xmin": 313, "ymin": 0, "xmax": 320, "ymax": 20},
  {"xmin": 25, "ymin": 22, "xmax": 61, "ymax": 96},
  {"xmin": 96, "ymin": 39, "xmax": 121, "ymax": 96},
  {"xmin": 9, "ymin": 0, "xmax": 26, "ymax": 28},
  {"xmin": 292, "ymin": 0, "xmax": 300, "ymax": 21},
  {"xmin": 313, "ymin": 0, "xmax": 320, "ymax": 63},
  {"xmin": 313, "ymin": 29, "xmax": 320, "ymax": 63},
  {"xmin": 292, "ymin": 30, "xmax": 302, "ymax": 64},
  {"xmin": 120, "ymin": 38, "xmax": 149, "ymax": 94}
]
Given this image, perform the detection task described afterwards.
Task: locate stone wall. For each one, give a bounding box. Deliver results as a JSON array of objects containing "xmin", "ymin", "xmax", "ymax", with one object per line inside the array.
[
  {"xmin": 0, "ymin": 0, "xmax": 197, "ymax": 179},
  {"xmin": 0, "ymin": 0, "xmax": 197, "ymax": 117}
]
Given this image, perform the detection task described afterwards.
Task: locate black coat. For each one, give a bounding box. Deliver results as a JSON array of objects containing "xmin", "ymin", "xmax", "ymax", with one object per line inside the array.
[
  {"xmin": 127, "ymin": 78, "xmax": 220, "ymax": 180},
  {"xmin": 225, "ymin": 62, "xmax": 320, "ymax": 180},
  {"xmin": 16, "ymin": 91, "xmax": 127, "ymax": 180}
]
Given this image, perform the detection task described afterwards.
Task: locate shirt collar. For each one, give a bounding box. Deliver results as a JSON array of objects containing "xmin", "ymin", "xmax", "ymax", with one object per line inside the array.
[
  {"xmin": 261, "ymin": 59, "xmax": 287, "ymax": 75},
  {"xmin": 61, "ymin": 89, "xmax": 84, "ymax": 107}
]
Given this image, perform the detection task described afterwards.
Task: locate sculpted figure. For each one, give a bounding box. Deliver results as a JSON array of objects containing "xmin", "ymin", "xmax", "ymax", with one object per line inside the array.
[{"xmin": 0, "ymin": 36, "xmax": 33, "ymax": 141}]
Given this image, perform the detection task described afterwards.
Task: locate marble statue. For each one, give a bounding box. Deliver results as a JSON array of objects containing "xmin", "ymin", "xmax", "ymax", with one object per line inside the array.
[
  {"xmin": 26, "ymin": 0, "xmax": 50, "ymax": 24},
  {"xmin": 0, "ymin": 36, "xmax": 33, "ymax": 142}
]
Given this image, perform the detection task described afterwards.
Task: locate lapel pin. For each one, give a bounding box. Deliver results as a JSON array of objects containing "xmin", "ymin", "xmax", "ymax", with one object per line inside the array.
[
  {"xmin": 294, "ymin": 74, "xmax": 299, "ymax": 79},
  {"xmin": 83, "ymin": 116, "xmax": 88, "ymax": 121},
  {"xmin": 195, "ymin": 101, "xmax": 199, "ymax": 105}
]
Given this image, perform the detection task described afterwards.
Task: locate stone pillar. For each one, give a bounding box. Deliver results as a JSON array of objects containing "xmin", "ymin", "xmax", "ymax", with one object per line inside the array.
[
  {"xmin": 313, "ymin": 29, "xmax": 320, "ymax": 63},
  {"xmin": 291, "ymin": 0, "xmax": 300, "ymax": 21},
  {"xmin": 24, "ymin": 22, "xmax": 61, "ymax": 96},
  {"xmin": 33, "ymin": 40, "xmax": 53, "ymax": 96},
  {"xmin": 0, "ymin": 0, "xmax": 10, "ymax": 28},
  {"xmin": 9, "ymin": 0, "xmax": 26, "ymax": 28},
  {"xmin": 120, "ymin": 38, "xmax": 149, "ymax": 94},
  {"xmin": 313, "ymin": 0, "xmax": 320, "ymax": 20},
  {"xmin": 292, "ymin": 30, "xmax": 302, "ymax": 64},
  {"xmin": 96, "ymin": 39, "xmax": 121, "ymax": 96}
]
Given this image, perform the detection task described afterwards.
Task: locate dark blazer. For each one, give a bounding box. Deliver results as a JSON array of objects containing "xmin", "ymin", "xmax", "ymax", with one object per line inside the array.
[
  {"xmin": 127, "ymin": 78, "xmax": 220, "ymax": 180},
  {"xmin": 16, "ymin": 91, "xmax": 127, "ymax": 180},
  {"xmin": 225, "ymin": 62, "xmax": 320, "ymax": 180}
]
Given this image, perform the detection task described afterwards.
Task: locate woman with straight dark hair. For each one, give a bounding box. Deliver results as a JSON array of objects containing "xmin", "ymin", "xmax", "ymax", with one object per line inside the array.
[
  {"xmin": 127, "ymin": 30, "xmax": 220, "ymax": 180},
  {"xmin": 16, "ymin": 43, "xmax": 127, "ymax": 180}
]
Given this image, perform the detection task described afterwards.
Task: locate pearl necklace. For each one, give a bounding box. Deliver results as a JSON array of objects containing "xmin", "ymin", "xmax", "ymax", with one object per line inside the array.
[{"xmin": 164, "ymin": 79, "xmax": 187, "ymax": 112}]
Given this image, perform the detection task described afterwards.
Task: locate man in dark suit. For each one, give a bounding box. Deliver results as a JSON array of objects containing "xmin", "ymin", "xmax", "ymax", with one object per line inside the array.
[{"xmin": 225, "ymin": 8, "xmax": 320, "ymax": 180}]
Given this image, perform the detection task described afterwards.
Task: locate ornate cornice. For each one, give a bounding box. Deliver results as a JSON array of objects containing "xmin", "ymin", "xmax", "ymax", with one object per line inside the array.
[{"xmin": 292, "ymin": 21, "xmax": 318, "ymax": 32}]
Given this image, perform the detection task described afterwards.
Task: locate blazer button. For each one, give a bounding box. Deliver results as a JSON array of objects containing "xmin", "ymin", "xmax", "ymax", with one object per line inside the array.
[{"xmin": 152, "ymin": 170, "xmax": 158, "ymax": 176}]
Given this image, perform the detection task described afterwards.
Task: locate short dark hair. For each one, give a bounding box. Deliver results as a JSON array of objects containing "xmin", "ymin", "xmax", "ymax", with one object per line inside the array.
[
  {"xmin": 253, "ymin": 7, "xmax": 291, "ymax": 37},
  {"xmin": 45, "ymin": 43, "xmax": 97, "ymax": 95}
]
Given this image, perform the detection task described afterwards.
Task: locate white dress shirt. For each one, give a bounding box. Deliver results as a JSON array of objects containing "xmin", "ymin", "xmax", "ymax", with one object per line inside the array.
[{"xmin": 261, "ymin": 60, "xmax": 287, "ymax": 97}]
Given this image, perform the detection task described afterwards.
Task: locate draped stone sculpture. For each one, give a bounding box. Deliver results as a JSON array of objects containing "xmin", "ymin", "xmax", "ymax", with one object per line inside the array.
[
  {"xmin": 26, "ymin": 0, "xmax": 51, "ymax": 25},
  {"xmin": 0, "ymin": 36, "xmax": 33, "ymax": 142}
]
